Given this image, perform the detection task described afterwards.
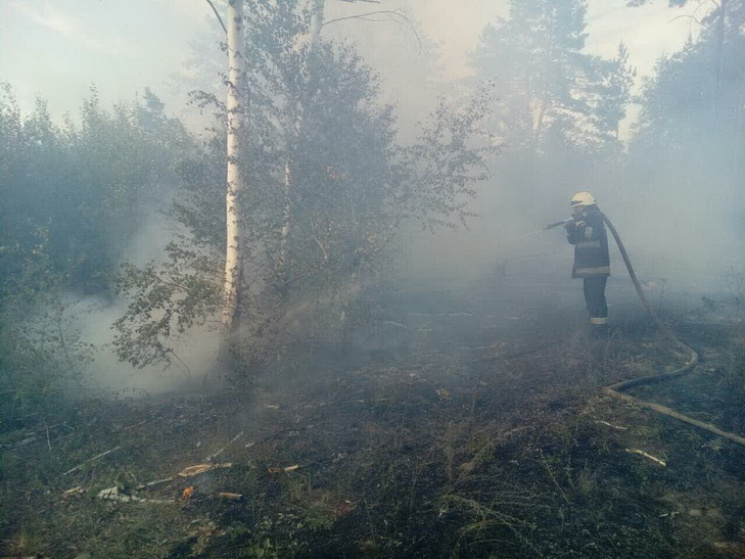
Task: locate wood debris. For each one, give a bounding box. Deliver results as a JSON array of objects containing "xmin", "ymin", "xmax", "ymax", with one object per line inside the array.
[
  {"xmin": 177, "ymin": 462, "xmax": 233, "ymax": 478},
  {"xmin": 204, "ymin": 431, "xmax": 243, "ymax": 462},
  {"xmin": 595, "ymin": 420, "xmax": 628, "ymax": 430},
  {"xmin": 98, "ymin": 486, "xmax": 132, "ymax": 501},
  {"xmin": 217, "ymin": 492, "xmax": 242, "ymax": 500},
  {"xmin": 267, "ymin": 464, "xmax": 301, "ymax": 474},
  {"xmin": 97, "ymin": 486, "xmax": 173, "ymax": 504},
  {"xmin": 625, "ymin": 448, "xmax": 667, "ymax": 467},
  {"xmin": 64, "ymin": 446, "xmax": 121, "ymax": 475},
  {"xmin": 63, "ymin": 486, "xmax": 84, "ymax": 497},
  {"xmin": 137, "ymin": 477, "xmax": 173, "ymax": 490}
]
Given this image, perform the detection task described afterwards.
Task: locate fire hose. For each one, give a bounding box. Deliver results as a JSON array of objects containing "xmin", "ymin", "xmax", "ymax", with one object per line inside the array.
[{"xmin": 552, "ymin": 213, "xmax": 745, "ymax": 446}]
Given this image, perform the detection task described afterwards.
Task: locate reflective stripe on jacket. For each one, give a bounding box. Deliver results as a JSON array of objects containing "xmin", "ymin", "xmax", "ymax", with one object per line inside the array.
[{"xmin": 566, "ymin": 208, "xmax": 610, "ymax": 278}]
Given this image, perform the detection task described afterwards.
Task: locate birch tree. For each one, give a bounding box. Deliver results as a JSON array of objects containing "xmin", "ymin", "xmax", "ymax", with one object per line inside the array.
[
  {"xmin": 222, "ymin": 0, "xmax": 247, "ymax": 335},
  {"xmin": 277, "ymin": 0, "xmax": 325, "ymax": 295},
  {"xmin": 113, "ymin": 0, "xmax": 492, "ymax": 377},
  {"xmin": 276, "ymin": 0, "xmax": 411, "ymax": 294}
]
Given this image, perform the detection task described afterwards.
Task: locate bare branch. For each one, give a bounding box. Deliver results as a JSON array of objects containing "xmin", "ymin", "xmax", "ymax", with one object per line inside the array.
[
  {"xmin": 323, "ymin": 10, "xmax": 424, "ymax": 53},
  {"xmin": 669, "ymin": 13, "xmax": 704, "ymax": 25},
  {"xmin": 205, "ymin": 0, "xmax": 228, "ymax": 35}
]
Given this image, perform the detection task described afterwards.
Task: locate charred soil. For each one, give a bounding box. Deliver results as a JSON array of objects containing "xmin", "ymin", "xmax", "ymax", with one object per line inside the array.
[{"xmin": 2, "ymin": 299, "xmax": 745, "ymax": 558}]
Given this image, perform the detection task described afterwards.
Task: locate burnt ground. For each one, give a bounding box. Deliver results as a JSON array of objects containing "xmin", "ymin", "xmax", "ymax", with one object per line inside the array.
[{"xmin": 2, "ymin": 275, "xmax": 745, "ymax": 559}]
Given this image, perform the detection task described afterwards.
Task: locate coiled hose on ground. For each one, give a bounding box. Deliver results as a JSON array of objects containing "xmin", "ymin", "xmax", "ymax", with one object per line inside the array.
[{"xmin": 601, "ymin": 213, "xmax": 745, "ymax": 446}]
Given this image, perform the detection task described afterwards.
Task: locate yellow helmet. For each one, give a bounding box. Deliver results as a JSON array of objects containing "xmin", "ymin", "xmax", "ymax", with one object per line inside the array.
[{"xmin": 570, "ymin": 191, "xmax": 596, "ymax": 207}]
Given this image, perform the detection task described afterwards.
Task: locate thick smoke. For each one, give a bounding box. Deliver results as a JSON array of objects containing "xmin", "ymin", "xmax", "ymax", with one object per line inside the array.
[{"xmin": 11, "ymin": 0, "xmax": 742, "ymax": 399}]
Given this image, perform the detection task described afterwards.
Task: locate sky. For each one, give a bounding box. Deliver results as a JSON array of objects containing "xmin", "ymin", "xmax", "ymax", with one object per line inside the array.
[{"xmin": 0, "ymin": 0, "xmax": 698, "ymax": 125}]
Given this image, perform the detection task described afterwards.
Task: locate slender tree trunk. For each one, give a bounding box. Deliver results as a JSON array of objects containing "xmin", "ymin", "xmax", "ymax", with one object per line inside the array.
[
  {"xmin": 277, "ymin": 156, "xmax": 294, "ymax": 296},
  {"xmin": 528, "ymin": 86, "xmax": 549, "ymax": 162},
  {"xmin": 222, "ymin": 0, "xmax": 246, "ymax": 334},
  {"xmin": 276, "ymin": 0, "xmax": 325, "ymax": 295},
  {"xmin": 533, "ymin": 98, "xmax": 547, "ymax": 149},
  {"xmin": 714, "ymin": 0, "xmax": 727, "ymax": 103},
  {"xmin": 308, "ymin": 0, "xmax": 325, "ymax": 46},
  {"xmin": 710, "ymin": 0, "xmax": 729, "ymax": 145}
]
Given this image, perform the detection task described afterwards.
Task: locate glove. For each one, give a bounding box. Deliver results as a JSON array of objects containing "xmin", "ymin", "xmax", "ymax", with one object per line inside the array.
[{"xmin": 564, "ymin": 221, "xmax": 576, "ymax": 233}]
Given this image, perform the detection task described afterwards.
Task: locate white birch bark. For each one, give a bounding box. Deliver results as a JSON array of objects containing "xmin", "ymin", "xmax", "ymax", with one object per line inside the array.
[{"xmin": 222, "ymin": 0, "xmax": 246, "ymax": 332}]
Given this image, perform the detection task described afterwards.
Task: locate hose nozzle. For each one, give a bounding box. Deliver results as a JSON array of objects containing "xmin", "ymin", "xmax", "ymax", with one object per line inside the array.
[{"xmin": 543, "ymin": 218, "xmax": 573, "ymax": 231}]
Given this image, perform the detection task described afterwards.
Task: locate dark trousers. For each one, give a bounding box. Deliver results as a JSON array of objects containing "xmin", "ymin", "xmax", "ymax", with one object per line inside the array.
[{"xmin": 583, "ymin": 276, "xmax": 608, "ymax": 323}]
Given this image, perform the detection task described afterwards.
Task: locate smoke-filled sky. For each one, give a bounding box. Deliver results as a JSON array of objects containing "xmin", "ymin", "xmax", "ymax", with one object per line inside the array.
[
  {"xmin": 1, "ymin": 0, "xmax": 715, "ymax": 286},
  {"xmin": 1, "ymin": 0, "xmax": 695, "ymax": 123},
  {"xmin": 4, "ymin": 0, "xmax": 734, "ymax": 290}
]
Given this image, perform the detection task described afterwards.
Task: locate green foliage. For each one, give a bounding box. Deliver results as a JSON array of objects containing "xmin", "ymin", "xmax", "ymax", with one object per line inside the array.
[
  {"xmin": 627, "ymin": 1, "xmax": 745, "ymax": 241},
  {"xmin": 633, "ymin": 7, "xmax": 745, "ymax": 158},
  {"xmin": 0, "ymin": 278, "xmax": 94, "ymax": 422},
  {"xmin": 470, "ymin": 0, "xmax": 634, "ymax": 159},
  {"xmin": 113, "ymin": 242, "xmax": 221, "ymax": 368},
  {"xmin": 466, "ymin": 0, "xmax": 636, "ymax": 222},
  {"xmin": 398, "ymin": 90, "xmax": 494, "ymax": 230},
  {"xmin": 0, "ymin": 82, "xmax": 191, "ymax": 416},
  {"xmin": 627, "ymin": 0, "xmax": 696, "ymax": 7},
  {"xmin": 112, "ymin": 1, "xmax": 493, "ymax": 376},
  {"xmin": 589, "ymin": 43, "xmax": 636, "ymax": 145},
  {"xmin": 0, "ymin": 83, "xmax": 191, "ymax": 293}
]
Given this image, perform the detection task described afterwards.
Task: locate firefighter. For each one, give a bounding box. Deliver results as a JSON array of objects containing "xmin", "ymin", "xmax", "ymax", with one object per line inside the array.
[{"xmin": 564, "ymin": 191, "xmax": 610, "ymax": 337}]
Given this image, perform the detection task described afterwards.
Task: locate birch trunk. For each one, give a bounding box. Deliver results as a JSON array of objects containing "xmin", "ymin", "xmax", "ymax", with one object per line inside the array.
[
  {"xmin": 222, "ymin": 0, "xmax": 246, "ymax": 333},
  {"xmin": 713, "ymin": 0, "xmax": 727, "ymax": 115}
]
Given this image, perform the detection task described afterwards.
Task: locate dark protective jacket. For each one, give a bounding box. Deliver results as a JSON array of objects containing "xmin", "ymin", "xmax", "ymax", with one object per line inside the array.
[{"xmin": 566, "ymin": 206, "xmax": 610, "ymax": 278}]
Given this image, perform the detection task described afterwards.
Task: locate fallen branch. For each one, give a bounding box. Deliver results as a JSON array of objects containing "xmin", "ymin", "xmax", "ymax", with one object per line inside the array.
[
  {"xmin": 63, "ymin": 446, "xmax": 121, "ymax": 475},
  {"xmin": 204, "ymin": 431, "xmax": 244, "ymax": 462},
  {"xmin": 595, "ymin": 420, "xmax": 628, "ymax": 431},
  {"xmin": 137, "ymin": 477, "xmax": 174, "ymax": 490},
  {"xmin": 43, "ymin": 422, "xmax": 51, "ymax": 452},
  {"xmin": 267, "ymin": 464, "xmax": 301, "ymax": 474},
  {"xmin": 626, "ymin": 448, "xmax": 667, "ymax": 467},
  {"xmin": 122, "ymin": 419, "xmax": 148, "ymax": 431},
  {"xmin": 97, "ymin": 486, "xmax": 173, "ymax": 504},
  {"xmin": 177, "ymin": 462, "xmax": 233, "ymax": 478},
  {"xmin": 63, "ymin": 486, "xmax": 84, "ymax": 497}
]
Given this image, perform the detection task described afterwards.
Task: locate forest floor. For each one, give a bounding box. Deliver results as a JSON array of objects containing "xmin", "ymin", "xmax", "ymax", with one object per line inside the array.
[{"xmin": 2, "ymin": 280, "xmax": 745, "ymax": 558}]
